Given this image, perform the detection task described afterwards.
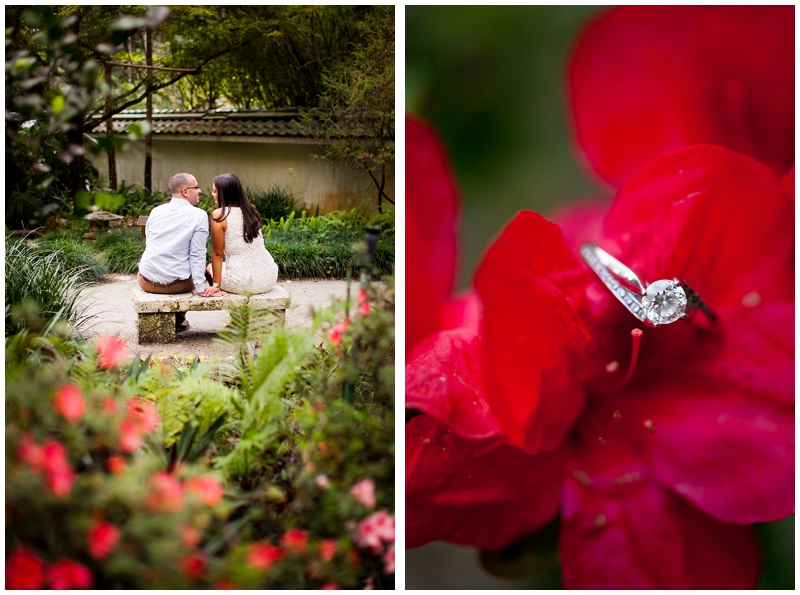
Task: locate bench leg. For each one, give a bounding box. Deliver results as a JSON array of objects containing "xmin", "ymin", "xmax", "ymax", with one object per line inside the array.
[{"xmin": 137, "ymin": 313, "xmax": 176, "ymax": 344}]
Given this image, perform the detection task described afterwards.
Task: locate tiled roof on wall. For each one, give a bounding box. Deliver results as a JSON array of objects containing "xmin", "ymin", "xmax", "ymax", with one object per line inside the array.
[{"xmin": 91, "ymin": 108, "xmax": 307, "ymax": 138}]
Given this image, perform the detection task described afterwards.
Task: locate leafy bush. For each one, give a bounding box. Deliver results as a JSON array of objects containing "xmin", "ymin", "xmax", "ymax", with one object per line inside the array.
[
  {"xmin": 5, "ymin": 237, "xmax": 92, "ymax": 335},
  {"xmin": 5, "ymin": 276, "xmax": 395, "ymax": 589},
  {"xmin": 248, "ymin": 184, "xmax": 296, "ymax": 222},
  {"xmin": 97, "ymin": 229, "xmax": 146, "ymax": 274},
  {"xmin": 115, "ymin": 181, "xmax": 171, "ymax": 220},
  {"xmin": 37, "ymin": 236, "xmax": 108, "ymax": 283}
]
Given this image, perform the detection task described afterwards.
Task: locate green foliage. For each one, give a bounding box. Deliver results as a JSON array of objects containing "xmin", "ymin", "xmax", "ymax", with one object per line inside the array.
[
  {"xmin": 247, "ymin": 184, "xmax": 296, "ymax": 222},
  {"xmin": 114, "ymin": 181, "xmax": 171, "ymax": 219},
  {"xmin": 96, "ymin": 229, "xmax": 145, "ymax": 274},
  {"xmin": 37, "ymin": 236, "xmax": 108, "ymax": 283},
  {"xmin": 5, "ymin": 237, "xmax": 92, "ymax": 335}
]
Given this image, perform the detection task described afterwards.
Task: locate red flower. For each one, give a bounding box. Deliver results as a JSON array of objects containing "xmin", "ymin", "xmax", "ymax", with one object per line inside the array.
[
  {"xmin": 355, "ymin": 510, "xmax": 394, "ymax": 554},
  {"xmin": 282, "ymin": 528, "xmax": 309, "ymax": 554},
  {"xmin": 118, "ymin": 419, "xmax": 143, "ymax": 453},
  {"xmin": 569, "ymin": 6, "xmax": 794, "ymax": 188},
  {"xmin": 321, "ymin": 583, "xmax": 339, "ymax": 590},
  {"xmin": 184, "ymin": 476, "xmax": 223, "ymax": 507},
  {"xmin": 49, "ymin": 559, "xmax": 93, "ymax": 589},
  {"xmin": 329, "ymin": 317, "xmax": 350, "ymax": 346},
  {"xmin": 359, "ymin": 300, "xmax": 371, "ymax": 317},
  {"xmin": 146, "ymin": 472, "xmax": 183, "ymax": 512},
  {"xmin": 106, "ymin": 455, "xmax": 126, "ymax": 474},
  {"xmin": 246, "ymin": 541, "xmax": 283, "ymax": 571},
  {"xmin": 87, "ymin": 519, "xmax": 121, "ymax": 560},
  {"xmin": 319, "ymin": 539, "xmax": 337, "ymax": 563},
  {"xmin": 54, "ymin": 385, "xmax": 85, "ymax": 423},
  {"xmin": 125, "ymin": 397, "xmax": 160, "ymax": 433},
  {"xmin": 181, "ymin": 553, "xmax": 206, "ymax": 581},
  {"xmin": 5, "ymin": 548, "xmax": 45, "ymax": 590},
  {"xmin": 383, "ymin": 544, "xmax": 395, "ymax": 575},
  {"xmin": 95, "ymin": 335, "xmax": 127, "ymax": 369},
  {"xmin": 41, "ymin": 440, "xmax": 74, "ymax": 498},
  {"xmin": 177, "ymin": 525, "xmax": 202, "ymax": 548},
  {"xmin": 17, "ymin": 433, "xmax": 45, "ymax": 472},
  {"xmin": 405, "ymin": 118, "xmax": 794, "ymax": 588}
]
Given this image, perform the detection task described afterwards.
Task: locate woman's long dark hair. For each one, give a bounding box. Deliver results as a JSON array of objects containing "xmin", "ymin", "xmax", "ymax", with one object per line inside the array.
[{"xmin": 212, "ymin": 173, "xmax": 263, "ymax": 243}]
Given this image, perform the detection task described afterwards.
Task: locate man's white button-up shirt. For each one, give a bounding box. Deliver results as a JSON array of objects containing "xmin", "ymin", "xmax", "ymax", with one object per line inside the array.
[{"xmin": 138, "ymin": 198, "xmax": 209, "ymax": 294}]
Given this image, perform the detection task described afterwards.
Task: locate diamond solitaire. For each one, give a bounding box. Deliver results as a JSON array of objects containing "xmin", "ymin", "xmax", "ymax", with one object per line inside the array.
[
  {"xmin": 580, "ymin": 243, "xmax": 716, "ymax": 327},
  {"xmin": 641, "ymin": 279, "xmax": 687, "ymax": 326}
]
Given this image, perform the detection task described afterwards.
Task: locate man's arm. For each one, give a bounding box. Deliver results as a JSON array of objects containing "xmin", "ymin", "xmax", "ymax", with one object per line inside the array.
[{"xmin": 189, "ymin": 215, "xmax": 210, "ymax": 294}]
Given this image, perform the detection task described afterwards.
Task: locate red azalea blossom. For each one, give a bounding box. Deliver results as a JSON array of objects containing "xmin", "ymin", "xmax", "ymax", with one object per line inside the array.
[
  {"xmin": 18, "ymin": 433, "xmax": 46, "ymax": 472},
  {"xmin": 95, "ymin": 335, "xmax": 127, "ymax": 369},
  {"xmin": 405, "ymin": 118, "xmax": 794, "ymax": 588},
  {"xmin": 356, "ymin": 510, "xmax": 394, "ymax": 554},
  {"xmin": 177, "ymin": 525, "xmax": 202, "ymax": 548},
  {"xmin": 125, "ymin": 397, "xmax": 160, "ymax": 433},
  {"xmin": 54, "ymin": 385, "xmax": 85, "ymax": 423},
  {"xmin": 49, "ymin": 559, "xmax": 93, "ymax": 589},
  {"xmin": 106, "ymin": 455, "xmax": 127, "ymax": 474},
  {"xmin": 181, "ymin": 552, "xmax": 206, "ymax": 581},
  {"xmin": 246, "ymin": 541, "xmax": 283, "ymax": 570},
  {"xmin": 329, "ymin": 317, "xmax": 350, "ymax": 345},
  {"xmin": 118, "ymin": 419, "xmax": 143, "ymax": 453},
  {"xmin": 146, "ymin": 472, "xmax": 183, "ymax": 512},
  {"xmin": 5, "ymin": 548, "xmax": 46, "ymax": 590},
  {"xmin": 214, "ymin": 579, "xmax": 239, "ymax": 589},
  {"xmin": 282, "ymin": 528, "xmax": 309, "ymax": 554},
  {"xmin": 87, "ymin": 519, "xmax": 121, "ymax": 560},
  {"xmin": 359, "ymin": 300, "xmax": 371, "ymax": 317},
  {"xmin": 184, "ymin": 476, "xmax": 224, "ymax": 507},
  {"xmin": 42, "ymin": 440, "xmax": 75, "ymax": 498},
  {"xmin": 569, "ymin": 6, "xmax": 794, "ymax": 188},
  {"xmin": 321, "ymin": 583, "xmax": 339, "ymax": 590},
  {"xmin": 319, "ymin": 539, "xmax": 337, "ymax": 562},
  {"xmin": 350, "ymin": 478, "xmax": 376, "ymax": 508}
]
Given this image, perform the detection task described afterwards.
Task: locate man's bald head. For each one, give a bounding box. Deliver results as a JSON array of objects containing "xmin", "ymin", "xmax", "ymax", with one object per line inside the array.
[{"xmin": 168, "ymin": 173, "xmax": 196, "ymax": 196}]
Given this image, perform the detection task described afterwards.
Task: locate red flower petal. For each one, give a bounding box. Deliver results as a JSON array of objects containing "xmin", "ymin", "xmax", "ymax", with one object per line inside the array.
[
  {"xmin": 548, "ymin": 197, "xmax": 611, "ymax": 256},
  {"xmin": 406, "ymin": 328, "xmax": 500, "ymax": 439},
  {"xmin": 407, "ymin": 116, "xmax": 461, "ymax": 355},
  {"xmin": 54, "ymin": 385, "xmax": 85, "ymax": 423},
  {"xmin": 782, "ymin": 166, "xmax": 795, "ymax": 200},
  {"xmin": 87, "ymin": 520, "xmax": 121, "ymax": 560},
  {"xmin": 49, "ymin": 559, "xmax": 93, "ymax": 590},
  {"xmin": 474, "ymin": 211, "xmax": 589, "ymax": 453},
  {"xmin": 560, "ymin": 474, "xmax": 760, "ymax": 589},
  {"xmin": 569, "ymin": 6, "xmax": 794, "ymax": 187},
  {"xmin": 5, "ymin": 548, "xmax": 46, "ymax": 590},
  {"xmin": 643, "ymin": 392, "xmax": 794, "ymax": 524},
  {"xmin": 604, "ymin": 145, "xmax": 793, "ymax": 309},
  {"xmin": 247, "ymin": 541, "xmax": 283, "ymax": 570},
  {"xmin": 96, "ymin": 335, "xmax": 127, "ymax": 369},
  {"xmin": 406, "ymin": 415, "xmax": 566, "ymax": 550},
  {"xmin": 185, "ymin": 476, "xmax": 224, "ymax": 507}
]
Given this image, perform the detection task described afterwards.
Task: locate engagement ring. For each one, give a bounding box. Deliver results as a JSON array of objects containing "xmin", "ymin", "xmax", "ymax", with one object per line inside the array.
[{"xmin": 580, "ymin": 243, "xmax": 716, "ymax": 327}]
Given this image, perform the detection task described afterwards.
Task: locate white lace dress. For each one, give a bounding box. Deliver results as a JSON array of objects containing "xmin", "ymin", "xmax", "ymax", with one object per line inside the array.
[{"xmin": 219, "ymin": 208, "xmax": 278, "ymax": 295}]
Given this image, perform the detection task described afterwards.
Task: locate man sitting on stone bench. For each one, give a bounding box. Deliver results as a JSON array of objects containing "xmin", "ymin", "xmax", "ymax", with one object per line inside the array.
[{"xmin": 137, "ymin": 172, "xmax": 211, "ymax": 331}]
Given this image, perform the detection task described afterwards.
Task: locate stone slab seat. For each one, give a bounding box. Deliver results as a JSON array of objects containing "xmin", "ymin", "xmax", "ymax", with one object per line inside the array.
[{"xmin": 133, "ymin": 285, "xmax": 290, "ymax": 344}]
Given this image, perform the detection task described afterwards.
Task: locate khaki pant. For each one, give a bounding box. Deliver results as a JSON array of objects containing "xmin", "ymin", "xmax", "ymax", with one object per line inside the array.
[{"xmin": 137, "ymin": 273, "xmax": 194, "ymax": 294}]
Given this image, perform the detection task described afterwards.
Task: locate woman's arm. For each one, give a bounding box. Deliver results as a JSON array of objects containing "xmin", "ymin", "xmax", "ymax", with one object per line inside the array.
[{"xmin": 201, "ymin": 210, "xmax": 227, "ymax": 297}]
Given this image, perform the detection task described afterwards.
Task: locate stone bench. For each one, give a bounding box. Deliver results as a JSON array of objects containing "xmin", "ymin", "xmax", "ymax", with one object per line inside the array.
[{"xmin": 133, "ymin": 285, "xmax": 290, "ymax": 343}]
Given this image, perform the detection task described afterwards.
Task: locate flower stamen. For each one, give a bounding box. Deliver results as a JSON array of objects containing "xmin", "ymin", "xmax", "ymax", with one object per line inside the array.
[{"xmin": 614, "ymin": 328, "xmax": 643, "ymax": 390}]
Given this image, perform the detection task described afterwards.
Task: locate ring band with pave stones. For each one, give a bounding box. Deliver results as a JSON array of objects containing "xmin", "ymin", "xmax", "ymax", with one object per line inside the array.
[{"xmin": 580, "ymin": 243, "xmax": 717, "ymax": 328}]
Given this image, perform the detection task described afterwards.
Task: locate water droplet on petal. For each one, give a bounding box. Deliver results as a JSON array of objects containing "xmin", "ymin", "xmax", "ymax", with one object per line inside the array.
[
  {"xmin": 423, "ymin": 439, "xmax": 430, "ymax": 444},
  {"xmin": 643, "ymin": 419, "xmax": 655, "ymax": 434},
  {"xmin": 741, "ymin": 291, "xmax": 761, "ymax": 308},
  {"xmin": 598, "ymin": 435, "xmax": 605, "ymax": 443},
  {"xmin": 594, "ymin": 513, "xmax": 607, "ymax": 527},
  {"xmin": 605, "ymin": 361, "xmax": 619, "ymax": 373},
  {"xmin": 613, "ymin": 410, "xmax": 622, "ymax": 420}
]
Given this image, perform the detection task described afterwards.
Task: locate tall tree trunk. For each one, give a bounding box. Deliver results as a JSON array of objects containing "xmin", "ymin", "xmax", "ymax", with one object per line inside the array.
[
  {"xmin": 67, "ymin": 119, "xmax": 85, "ymax": 196},
  {"xmin": 105, "ymin": 63, "xmax": 117, "ymax": 190},
  {"xmin": 144, "ymin": 27, "xmax": 153, "ymax": 193}
]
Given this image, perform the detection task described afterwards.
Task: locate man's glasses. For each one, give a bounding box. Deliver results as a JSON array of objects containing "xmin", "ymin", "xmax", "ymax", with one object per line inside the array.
[{"xmin": 183, "ymin": 185, "xmax": 201, "ymax": 191}]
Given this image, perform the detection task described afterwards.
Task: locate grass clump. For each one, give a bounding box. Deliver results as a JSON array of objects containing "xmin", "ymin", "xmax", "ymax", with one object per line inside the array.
[
  {"xmin": 97, "ymin": 228, "xmax": 145, "ymax": 274},
  {"xmin": 37, "ymin": 236, "xmax": 108, "ymax": 283},
  {"xmin": 248, "ymin": 184, "xmax": 296, "ymax": 222}
]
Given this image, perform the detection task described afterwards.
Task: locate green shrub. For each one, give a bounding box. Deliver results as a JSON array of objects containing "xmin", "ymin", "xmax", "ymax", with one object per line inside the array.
[
  {"xmin": 37, "ymin": 236, "xmax": 108, "ymax": 283},
  {"xmin": 248, "ymin": 184, "xmax": 296, "ymax": 222},
  {"xmin": 115, "ymin": 182, "xmax": 171, "ymax": 220},
  {"xmin": 5, "ymin": 237, "xmax": 92, "ymax": 335},
  {"xmin": 98, "ymin": 229, "xmax": 145, "ymax": 274}
]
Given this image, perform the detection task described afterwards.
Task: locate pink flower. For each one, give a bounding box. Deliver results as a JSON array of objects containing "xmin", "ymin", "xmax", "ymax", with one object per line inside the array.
[
  {"xmin": 42, "ymin": 440, "xmax": 74, "ymax": 498},
  {"xmin": 146, "ymin": 472, "xmax": 183, "ymax": 512},
  {"xmin": 328, "ymin": 317, "xmax": 350, "ymax": 345},
  {"xmin": 48, "ymin": 559, "xmax": 93, "ymax": 589},
  {"xmin": 54, "ymin": 385, "xmax": 85, "ymax": 423},
  {"xmin": 87, "ymin": 519, "xmax": 121, "ymax": 560},
  {"xmin": 178, "ymin": 525, "xmax": 202, "ymax": 548},
  {"xmin": 359, "ymin": 300, "xmax": 371, "ymax": 317},
  {"xmin": 282, "ymin": 528, "xmax": 309, "ymax": 554},
  {"xmin": 246, "ymin": 542, "xmax": 283, "ymax": 571},
  {"xmin": 315, "ymin": 474, "xmax": 330, "ymax": 489},
  {"xmin": 106, "ymin": 455, "xmax": 126, "ymax": 474},
  {"xmin": 181, "ymin": 553, "xmax": 206, "ymax": 581},
  {"xmin": 5, "ymin": 548, "xmax": 45, "ymax": 590},
  {"xmin": 383, "ymin": 544, "xmax": 395, "ymax": 575},
  {"xmin": 126, "ymin": 398, "xmax": 160, "ymax": 433},
  {"xmin": 18, "ymin": 433, "xmax": 45, "ymax": 472},
  {"xmin": 118, "ymin": 419, "xmax": 143, "ymax": 453},
  {"xmin": 350, "ymin": 478, "xmax": 376, "ymax": 508},
  {"xmin": 355, "ymin": 510, "xmax": 394, "ymax": 553},
  {"xmin": 185, "ymin": 476, "xmax": 223, "ymax": 507},
  {"xmin": 319, "ymin": 539, "xmax": 337, "ymax": 563},
  {"xmin": 95, "ymin": 335, "xmax": 127, "ymax": 369},
  {"xmin": 357, "ymin": 288, "xmax": 369, "ymax": 304}
]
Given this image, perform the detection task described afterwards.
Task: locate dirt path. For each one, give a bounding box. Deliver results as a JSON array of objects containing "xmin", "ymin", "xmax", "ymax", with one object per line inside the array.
[{"xmin": 79, "ymin": 276, "xmax": 349, "ymax": 362}]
